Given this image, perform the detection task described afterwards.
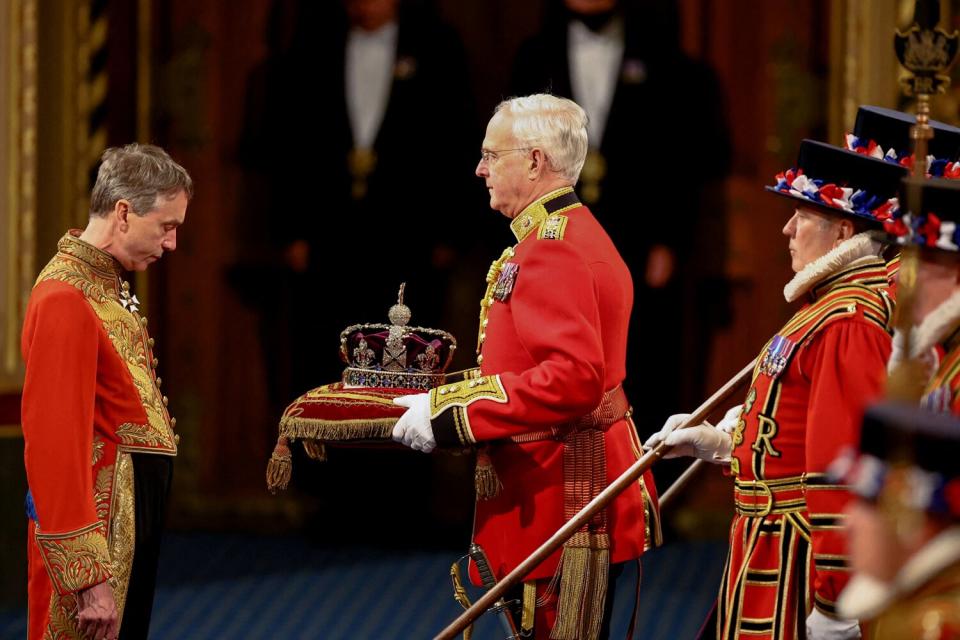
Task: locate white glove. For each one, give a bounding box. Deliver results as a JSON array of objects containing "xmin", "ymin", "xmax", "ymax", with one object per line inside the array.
[
  {"xmin": 888, "ymin": 327, "xmax": 912, "ymax": 374},
  {"xmin": 806, "ymin": 608, "xmax": 860, "ymax": 640},
  {"xmin": 643, "ymin": 413, "xmax": 733, "ymax": 462},
  {"xmin": 715, "ymin": 404, "xmax": 743, "ymax": 434},
  {"xmin": 392, "ymin": 394, "xmax": 435, "ymax": 453},
  {"xmin": 888, "ymin": 327, "xmax": 937, "ymax": 377}
]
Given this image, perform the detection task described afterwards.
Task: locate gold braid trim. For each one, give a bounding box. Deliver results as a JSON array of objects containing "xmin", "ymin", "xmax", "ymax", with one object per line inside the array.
[
  {"xmin": 35, "ymin": 522, "xmax": 112, "ymax": 595},
  {"xmin": 108, "ymin": 453, "xmax": 136, "ymax": 622},
  {"xmin": 522, "ymin": 582, "xmax": 537, "ymax": 633}
]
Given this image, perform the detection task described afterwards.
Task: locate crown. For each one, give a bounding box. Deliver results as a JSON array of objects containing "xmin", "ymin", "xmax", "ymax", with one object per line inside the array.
[{"xmin": 339, "ymin": 284, "xmax": 457, "ymax": 390}]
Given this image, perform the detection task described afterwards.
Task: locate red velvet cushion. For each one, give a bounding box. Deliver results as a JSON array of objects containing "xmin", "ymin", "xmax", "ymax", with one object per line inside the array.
[{"xmin": 279, "ymin": 382, "xmax": 412, "ymax": 446}]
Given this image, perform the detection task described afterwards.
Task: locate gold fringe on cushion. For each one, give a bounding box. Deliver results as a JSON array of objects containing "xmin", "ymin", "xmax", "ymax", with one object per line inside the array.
[
  {"xmin": 266, "ymin": 437, "xmax": 292, "ymax": 494},
  {"xmin": 280, "ymin": 417, "xmax": 397, "ymax": 441},
  {"xmin": 474, "ymin": 447, "xmax": 501, "ymax": 500},
  {"xmin": 302, "ymin": 440, "xmax": 327, "ymax": 461}
]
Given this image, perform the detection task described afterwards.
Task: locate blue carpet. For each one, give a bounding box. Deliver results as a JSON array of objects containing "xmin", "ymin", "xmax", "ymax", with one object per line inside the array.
[{"xmin": 0, "ymin": 534, "xmax": 724, "ymax": 639}]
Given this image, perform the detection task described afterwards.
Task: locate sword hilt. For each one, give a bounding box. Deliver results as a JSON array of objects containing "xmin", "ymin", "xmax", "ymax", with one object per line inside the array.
[
  {"xmin": 468, "ymin": 543, "xmax": 522, "ymax": 639},
  {"xmin": 468, "ymin": 543, "xmax": 498, "ymax": 590}
]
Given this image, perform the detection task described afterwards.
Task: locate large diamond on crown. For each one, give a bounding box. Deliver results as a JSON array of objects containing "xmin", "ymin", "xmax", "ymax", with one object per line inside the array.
[{"xmin": 339, "ymin": 284, "xmax": 457, "ymax": 390}]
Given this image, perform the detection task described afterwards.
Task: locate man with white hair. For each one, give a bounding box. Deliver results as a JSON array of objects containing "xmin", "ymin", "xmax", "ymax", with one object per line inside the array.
[{"xmin": 392, "ymin": 94, "xmax": 658, "ymax": 639}]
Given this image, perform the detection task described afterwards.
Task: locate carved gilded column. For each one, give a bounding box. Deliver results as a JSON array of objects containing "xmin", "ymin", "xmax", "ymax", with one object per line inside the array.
[
  {"xmin": 828, "ymin": 0, "xmax": 905, "ymax": 143},
  {"xmin": 0, "ymin": 0, "xmax": 38, "ymax": 391}
]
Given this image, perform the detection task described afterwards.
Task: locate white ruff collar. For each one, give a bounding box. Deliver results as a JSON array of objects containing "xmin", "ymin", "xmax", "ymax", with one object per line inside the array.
[
  {"xmin": 907, "ymin": 289, "xmax": 960, "ymax": 357},
  {"xmin": 836, "ymin": 527, "xmax": 960, "ymax": 621},
  {"xmin": 783, "ymin": 232, "xmax": 883, "ymax": 303}
]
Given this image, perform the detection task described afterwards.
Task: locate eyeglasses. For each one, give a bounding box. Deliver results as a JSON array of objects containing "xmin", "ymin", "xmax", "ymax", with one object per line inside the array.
[{"xmin": 479, "ymin": 148, "xmax": 530, "ymax": 164}]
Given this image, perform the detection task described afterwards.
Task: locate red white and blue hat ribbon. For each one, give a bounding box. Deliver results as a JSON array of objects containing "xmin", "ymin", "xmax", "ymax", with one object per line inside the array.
[
  {"xmin": 845, "ymin": 133, "xmax": 960, "ymax": 178},
  {"xmin": 771, "ymin": 168, "xmax": 899, "ymax": 223},
  {"xmin": 829, "ymin": 447, "xmax": 960, "ymax": 519}
]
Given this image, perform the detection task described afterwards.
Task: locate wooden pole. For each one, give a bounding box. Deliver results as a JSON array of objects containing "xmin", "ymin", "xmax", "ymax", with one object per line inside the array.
[{"xmin": 433, "ymin": 359, "xmax": 756, "ymax": 640}]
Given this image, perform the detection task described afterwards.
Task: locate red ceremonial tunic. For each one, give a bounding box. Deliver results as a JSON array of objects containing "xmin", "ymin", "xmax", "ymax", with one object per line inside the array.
[
  {"xmin": 21, "ymin": 232, "xmax": 177, "ymax": 639},
  {"xmin": 429, "ymin": 188, "xmax": 658, "ymax": 585},
  {"xmin": 721, "ymin": 256, "xmax": 893, "ymax": 640},
  {"xmin": 920, "ymin": 328, "xmax": 960, "ymax": 415}
]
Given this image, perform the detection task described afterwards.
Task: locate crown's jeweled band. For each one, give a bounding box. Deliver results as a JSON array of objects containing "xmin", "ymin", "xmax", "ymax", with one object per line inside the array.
[{"xmin": 342, "ymin": 367, "xmax": 447, "ymax": 390}]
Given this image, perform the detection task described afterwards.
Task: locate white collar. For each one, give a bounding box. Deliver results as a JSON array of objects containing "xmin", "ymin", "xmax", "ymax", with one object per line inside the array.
[
  {"xmin": 908, "ymin": 289, "xmax": 960, "ymax": 357},
  {"xmin": 894, "ymin": 526, "xmax": 960, "ymax": 595},
  {"xmin": 783, "ymin": 232, "xmax": 883, "ymax": 303},
  {"xmin": 836, "ymin": 526, "xmax": 960, "ymax": 620},
  {"xmin": 836, "ymin": 573, "xmax": 896, "ymax": 620}
]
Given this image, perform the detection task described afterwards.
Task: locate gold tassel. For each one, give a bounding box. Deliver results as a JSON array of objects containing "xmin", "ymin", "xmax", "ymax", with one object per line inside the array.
[
  {"xmin": 583, "ymin": 533, "xmax": 611, "ymax": 640},
  {"xmin": 266, "ymin": 438, "xmax": 292, "ymax": 494},
  {"xmin": 302, "ymin": 439, "xmax": 327, "ymax": 461},
  {"xmin": 474, "ymin": 447, "xmax": 502, "ymax": 500},
  {"xmin": 550, "ymin": 532, "xmax": 591, "ymax": 640}
]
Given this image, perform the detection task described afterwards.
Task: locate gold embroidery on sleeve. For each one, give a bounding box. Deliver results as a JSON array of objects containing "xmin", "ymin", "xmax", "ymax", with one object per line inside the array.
[{"xmin": 429, "ymin": 374, "xmax": 508, "ymax": 416}]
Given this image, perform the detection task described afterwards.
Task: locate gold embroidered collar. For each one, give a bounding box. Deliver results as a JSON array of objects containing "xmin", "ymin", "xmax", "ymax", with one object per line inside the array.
[
  {"xmin": 508, "ymin": 187, "xmax": 580, "ymax": 243},
  {"xmin": 58, "ymin": 231, "xmax": 124, "ymax": 279}
]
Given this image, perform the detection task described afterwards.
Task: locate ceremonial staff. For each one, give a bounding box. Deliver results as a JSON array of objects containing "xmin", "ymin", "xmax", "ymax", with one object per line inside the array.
[
  {"xmin": 433, "ymin": 359, "xmax": 755, "ymax": 640},
  {"xmin": 888, "ymin": 0, "xmax": 959, "ymax": 402}
]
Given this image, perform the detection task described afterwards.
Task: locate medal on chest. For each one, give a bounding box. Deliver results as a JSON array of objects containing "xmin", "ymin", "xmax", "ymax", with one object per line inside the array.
[
  {"xmin": 493, "ymin": 262, "xmax": 519, "ymax": 302},
  {"xmin": 759, "ymin": 334, "xmax": 796, "ymax": 377}
]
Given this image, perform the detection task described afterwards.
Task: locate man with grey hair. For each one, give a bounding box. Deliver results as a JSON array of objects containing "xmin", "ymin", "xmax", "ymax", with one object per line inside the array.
[
  {"xmin": 392, "ymin": 94, "xmax": 659, "ymax": 639},
  {"xmin": 21, "ymin": 143, "xmax": 190, "ymax": 640}
]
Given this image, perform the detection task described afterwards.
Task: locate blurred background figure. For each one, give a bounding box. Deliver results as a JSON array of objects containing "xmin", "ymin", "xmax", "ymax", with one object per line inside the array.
[
  {"xmin": 237, "ymin": 0, "xmax": 480, "ymax": 404},
  {"xmin": 234, "ymin": 0, "xmax": 484, "ymax": 547},
  {"xmin": 510, "ymin": 0, "xmax": 733, "ymax": 444},
  {"xmin": 838, "ymin": 403, "xmax": 960, "ymax": 639}
]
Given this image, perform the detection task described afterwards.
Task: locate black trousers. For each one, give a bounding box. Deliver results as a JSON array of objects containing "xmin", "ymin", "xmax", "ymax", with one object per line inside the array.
[{"xmin": 118, "ymin": 453, "xmax": 174, "ymax": 640}]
